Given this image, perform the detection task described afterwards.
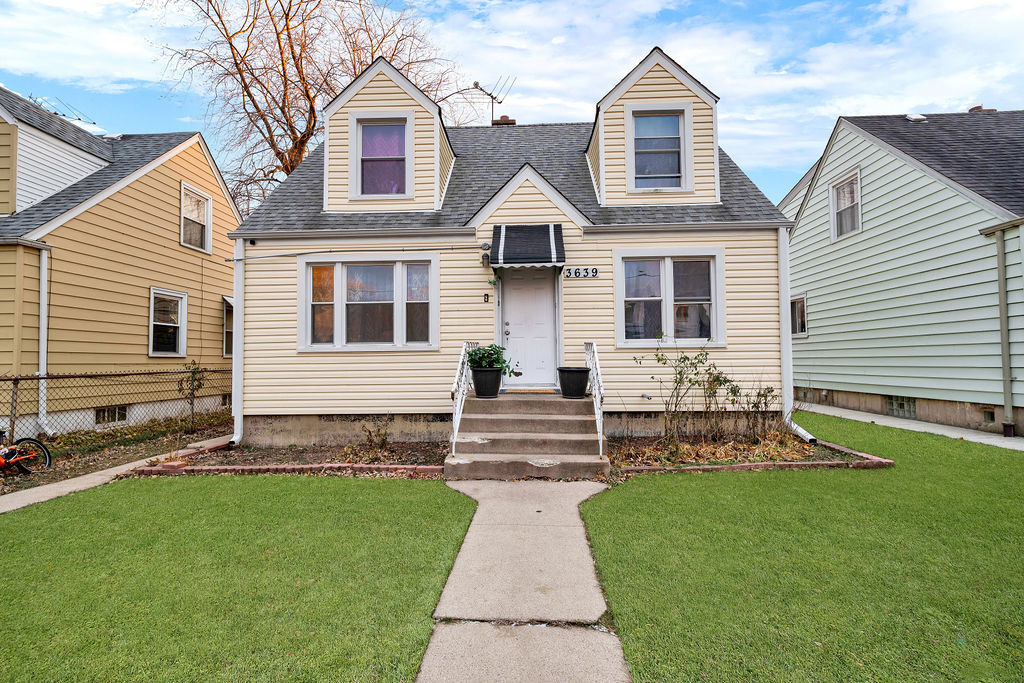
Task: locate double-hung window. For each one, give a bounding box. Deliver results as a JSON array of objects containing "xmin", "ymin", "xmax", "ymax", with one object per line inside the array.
[
  {"xmin": 791, "ymin": 295, "xmax": 807, "ymax": 337},
  {"xmin": 616, "ymin": 250, "xmax": 724, "ymax": 347},
  {"xmin": 180, "ymin": 182, "xmax": 212, "ymax": 252},
  {"xmin": 223, "ymin": 300, "xmax": 234, "ymax": 357},
  {"xmin": 149, "ymin": 287, "xmax": 187, "ymax": 357},
  {"xmin": 831, "ymin": 172, "xmax": 861, "ymax": 239},
  {"xmin": 301, "ymin": 254, "xmax": 437, "ymax": 351},
  {"xmin": 350, "ymin": 112, "xmax": 414, "ymax": 199},
  {"xmin": 626, "ymin": 103, "xmax": 693, "ymax": 193}
]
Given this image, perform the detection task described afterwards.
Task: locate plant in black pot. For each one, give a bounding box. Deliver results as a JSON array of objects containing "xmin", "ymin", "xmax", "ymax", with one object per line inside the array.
[{"xmin": 468, "ymin": 344, "xmax": 514, "ymax": 398}]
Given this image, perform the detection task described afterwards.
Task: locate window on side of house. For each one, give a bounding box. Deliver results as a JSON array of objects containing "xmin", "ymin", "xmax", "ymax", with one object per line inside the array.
[
  {"xmin": 619, "ymin": 254, "xmax": 722, "ymax": 346},
  {"xmin": 223, "ymin": 301, "xmax": 234, "ymax": 357},
  {"xmin": 96, "ymin": 404, "xmax": 128, "ymax": 426},
  {"xmin": 303, "ymin": 257, "xmax": 436, "ymax": 351},
  {"xmin": 150, "ymin": 287, "xmax": 187, "ymax": 357},
  {"xmin": 832, "ymin": 173, "xmax": 861, "ymax": 239},
  {"xmin": 181, "ymin": 183, "xmax": 212, "ymax": 252},
  {"xmin": 632, "ymin": 113, "xmax": 683, "ymax": 189},
  {"xmin": 359, "ymin": 121, "xmax": 406, "ymax": 196},
  {"xmin": 791, "ymin": 295, "xmax": 807, "ymax": 337}
]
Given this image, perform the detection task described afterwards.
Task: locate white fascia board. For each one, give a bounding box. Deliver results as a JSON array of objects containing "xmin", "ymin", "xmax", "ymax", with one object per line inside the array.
[
  {"xmin": 791, "ymin": 120, "xmax": 843, "ymax": 232},
  {"xmin": 597, "ymin": 47, "xmax": 718, "ymax": 111},
  {"xmin": 466, "ymin": 164, "xmax": 592, "ymax": 229},
  {"xmin": 0, "ymin": 102, "xmax": 15, "ymax": 124},
  {"xmin": 23, "ymin": 134, "xmax": 223, "ymax": 241},
  {"xmin": 194, "ymin": 133, "xmax": 244, "ymax": 225},
  {"xmin": 323, "ymin": 59, "xmax": 439, "ymax": 117},
  {"xmin": 841, "ymin": 119, "xmax": 1018, "ymax": 222}
]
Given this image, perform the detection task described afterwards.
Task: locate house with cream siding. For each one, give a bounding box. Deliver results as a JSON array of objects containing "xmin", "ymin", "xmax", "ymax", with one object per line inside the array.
[
  {"xmin": 786, "ymin": 109, "xmax": 1024, "ymax": 435},
  {"xmin": 0, "ymin": 86, "xmax": 239, "ymax": 437},
  {"xmin": 230, "ymin": 47, "xmax": 793, "ymax": 470}
]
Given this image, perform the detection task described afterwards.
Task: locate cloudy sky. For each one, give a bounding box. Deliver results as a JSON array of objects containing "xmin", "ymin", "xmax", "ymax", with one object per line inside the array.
[{"xmin": 1, "ymin": 0, "xmax": 1022, "ymax": 201}]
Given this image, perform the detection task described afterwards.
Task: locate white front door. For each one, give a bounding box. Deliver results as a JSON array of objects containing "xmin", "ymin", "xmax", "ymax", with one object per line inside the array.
[{"xmin": 502, "ymin": 268, "xmax": 557, "ymax": 387}]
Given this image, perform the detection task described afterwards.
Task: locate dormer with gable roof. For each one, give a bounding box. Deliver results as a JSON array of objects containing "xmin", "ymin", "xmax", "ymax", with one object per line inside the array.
[
  {"xmin": 322, "ymin": 58, "xmax": 454, "ymax": 212},
  {"xmin": 587, "ymin": 47, "xmax": 719, "ymax": 206}
]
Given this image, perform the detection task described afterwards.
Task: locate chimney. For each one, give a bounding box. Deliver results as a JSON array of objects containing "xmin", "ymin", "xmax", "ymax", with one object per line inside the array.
[
  {"xmin": 491, "ymin": 115, "xmax": 516, "ymax": 126},
  {"xmin": 969, "ymin": 104, "xmax": 997, "ymax": 113}
]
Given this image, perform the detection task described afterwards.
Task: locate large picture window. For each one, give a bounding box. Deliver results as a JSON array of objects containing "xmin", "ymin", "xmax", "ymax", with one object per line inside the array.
[
  {"xmin": 149, "ymin": 287, "xmax": 187, "ymax": 357},
  {"xmin": 615, "ymin": 250, "xmax": 725, "ymax": 347},
  {"xmin": 300, "ymin": 254, "xmax": 438, "ymax": 351}
]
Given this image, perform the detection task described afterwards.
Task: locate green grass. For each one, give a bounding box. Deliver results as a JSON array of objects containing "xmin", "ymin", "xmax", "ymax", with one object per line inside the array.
[
  {"xmin": 0, "ymin": 476, "xmax": 475, "ymax": 681},
  {"xmin": 582, "ymin": 411, "xmax": 1024, "ymax": 681}
]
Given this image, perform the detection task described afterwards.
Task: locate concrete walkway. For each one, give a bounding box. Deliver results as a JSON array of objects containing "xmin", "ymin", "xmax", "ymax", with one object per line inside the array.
[
  {"xmin": 0, "ymin": 434, "xmax": 232, "ymax": 514},
  {"xmin": 799, "ymin": 403, "xmax": 1024, "ymax": 452},
  {"xmin": 418, "ymin": 481, "xmax": 630, "ymax": 682}
]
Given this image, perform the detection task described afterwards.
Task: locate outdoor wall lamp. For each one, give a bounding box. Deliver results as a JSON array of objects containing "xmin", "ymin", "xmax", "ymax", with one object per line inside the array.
[{"xmin": 481, "ymin": 242, "xmax": 491, "ymax": 268}]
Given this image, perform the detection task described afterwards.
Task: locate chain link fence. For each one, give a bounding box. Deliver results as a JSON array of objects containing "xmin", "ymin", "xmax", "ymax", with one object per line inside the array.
[{"xmin": 0, "ymin": 368, "xmax": 232, "ymax": 444}]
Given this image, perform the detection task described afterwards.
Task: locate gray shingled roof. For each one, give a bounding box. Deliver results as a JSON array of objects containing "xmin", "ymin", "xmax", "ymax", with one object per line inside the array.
[
  {"xmin": 234, "ymin": 122, "xmax": 786, "ymax": 235},
  {"xmin": 0, "ymin": 132, "xmax": 196, "ymax": 238},
  {"xmin": 846, "ymin": 111, "xmax": 1024, "ymax": 217},
  {"xmin": 0, "ymin": 86, "xmax": 114, "ymax": 161}
]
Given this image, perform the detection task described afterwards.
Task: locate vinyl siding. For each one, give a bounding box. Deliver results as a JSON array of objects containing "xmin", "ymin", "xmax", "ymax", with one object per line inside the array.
[
  {"xmin": 778, "ymin": 184, "xmax": 806, "ymax": 220},
  {"xmin": 16, "ymin": 123, "xmax": 107, "ymax": 211},
  {"xmin": 41, "ymin": 140, "xmax": 235, "ymax": 374},
  {"xmin": 0, "ymin": 244, "xmax": 40, "ymax": 376},
  {"xmin": 790, "ymin": 124, "xmax": 1016, "ymax": 406},
  {"xmin": 439, "ymin": 128, "xmax": 454, "ymax": 202},
  {"xmin": 586, "ymin": 131, "xmax": 600, "ymax": 197},
  {"xmin": 325, "ymin": 71, "xmax": 436, "ymax": 211},
  {"xmin": 240, "ymin": 180, "xmax": 781, "ymax": 415},
  {"xmin": 0, "ymin": 123, "xmax": 14, "ymax": 214},
  {"xmin": 603, "ymin": 63, "xmax": 717, "ymax": 205}
]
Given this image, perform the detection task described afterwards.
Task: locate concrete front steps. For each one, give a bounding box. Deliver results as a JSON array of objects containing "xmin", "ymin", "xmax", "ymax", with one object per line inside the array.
[{"xmin": 445, "ymin": 393, "xmax": 610, "ymax": 480}]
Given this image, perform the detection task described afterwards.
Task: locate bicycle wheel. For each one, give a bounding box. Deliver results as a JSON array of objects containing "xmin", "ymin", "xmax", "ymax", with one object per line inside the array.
[{"xmin": 13, "ymin": 438, "xmax": 51, "ymax": 473}]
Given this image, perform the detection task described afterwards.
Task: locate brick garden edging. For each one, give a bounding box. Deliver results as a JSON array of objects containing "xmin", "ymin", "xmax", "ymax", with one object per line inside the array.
[
  {"xmin": 134, "ymin": 461, "xmax": 444, "ymax": 476},
  {"xmin": 618, "ymin": 440, "xmax": 892, "ymax": 475}
]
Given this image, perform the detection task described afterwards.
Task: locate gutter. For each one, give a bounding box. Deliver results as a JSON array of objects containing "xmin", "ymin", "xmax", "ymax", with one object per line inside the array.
[
  {"xmin": 777, "ymin": 225, "xmax": 816, "ymax": 443},
  {"xmin": 36, "ymin": 248, "xmax": 52, "ymax": 436},
  {"xmin": 979, "ymin": 216, "xmax": 1024, "ymax": 437},
  {"xmin": 227, "ymin": 226, "xmax": 475, "ymax": 240},
  {"xmin": 230, "ymin": 238, "xmax": 244, "ymax": 445},
  {"xmin": 0, "ymin": 237, "xmax": 51, "ymax": 250},
  {"xmin": 584, "ymin": 220, "xmax": 792, "ymax": 235}
]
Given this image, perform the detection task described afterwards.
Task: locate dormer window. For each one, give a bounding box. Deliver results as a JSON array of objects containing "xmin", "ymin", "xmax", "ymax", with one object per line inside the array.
[
  {"xmin": 349, "ymin": 111, "xmax": 415, "ymax": 200},
  {"xmin": 624, "ymin": 102, "xmax": 694, "ymax": 194}
]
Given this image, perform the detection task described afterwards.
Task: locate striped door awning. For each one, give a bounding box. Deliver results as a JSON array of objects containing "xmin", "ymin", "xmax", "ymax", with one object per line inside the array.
[{"xmin": 490, "ymin": 224, "xmax": 566, "ymax": 268}]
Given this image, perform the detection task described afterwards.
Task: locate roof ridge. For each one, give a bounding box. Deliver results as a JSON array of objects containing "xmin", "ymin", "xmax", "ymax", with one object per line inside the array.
[{"xmin": 450, "ymin": 121, "xmax": 593, "ymax": 130}]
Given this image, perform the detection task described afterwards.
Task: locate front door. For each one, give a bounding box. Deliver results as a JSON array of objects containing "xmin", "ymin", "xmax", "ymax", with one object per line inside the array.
[{"xmin": 502, "ymin": 268, "xmax": 557, "ymax": 387}]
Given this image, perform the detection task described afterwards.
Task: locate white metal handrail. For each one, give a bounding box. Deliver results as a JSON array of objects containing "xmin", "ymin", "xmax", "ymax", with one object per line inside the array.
[
  {"xmin": 450, "ymin": 341, "xmax": 479, "ymax": 456},
  {"xmin": 584, "ymin": 342, "xmax": 605, "ymax": 457}
]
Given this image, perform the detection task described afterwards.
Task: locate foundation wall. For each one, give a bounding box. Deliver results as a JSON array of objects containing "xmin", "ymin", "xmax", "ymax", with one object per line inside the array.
[{"xmin": 243, "ymin": 413, "xmax": 453, "ymax": 448}]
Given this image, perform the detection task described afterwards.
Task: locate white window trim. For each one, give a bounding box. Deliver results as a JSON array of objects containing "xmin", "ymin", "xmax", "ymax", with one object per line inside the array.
[
  {"xmin": 149, "ymin": 286, "xmax": 188, "ymax": 357},
  {"xmin": 348, "ymin": 110, "xmax": 416, "ymax": 201},
  {"xmin": 180, "ymin": 181, "xmax": 213, "ymax": 254},
  {"xmin": 828, "ymin": 168, "xmax": 863, "ymax": 242},
  {"xmin": 613, "ymin": 247, "xmax": 726, "ymax": 349},
  {"xmin": 296, "ymin": 252, "xmax": 440, "ymax": 352},
  {"xmin": 790, "ymin": 293, "xmax": 808, "ymax": 339},
  {"xmin": 223, "ymin": 299, "xmax": 233, "ymax": 358},
  {"xmin": 625, "ymin": 102, "xmax": 694, "ymax": 194}
]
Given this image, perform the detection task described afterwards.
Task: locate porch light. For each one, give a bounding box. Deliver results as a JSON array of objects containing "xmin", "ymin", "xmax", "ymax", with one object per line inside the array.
[{"xmin": 481, "ymin": 242, "xmax": 491, "ymax": 268}]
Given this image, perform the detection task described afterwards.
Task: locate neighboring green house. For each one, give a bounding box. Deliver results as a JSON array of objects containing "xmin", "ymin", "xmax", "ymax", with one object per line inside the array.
[{"xmin": 785, "ymin": 108, "xmax": 1024, "ymax": 435}]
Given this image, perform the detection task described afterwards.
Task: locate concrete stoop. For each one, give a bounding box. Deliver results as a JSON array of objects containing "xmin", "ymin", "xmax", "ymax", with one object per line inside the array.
[{"xmin": 445, "ymin": 394, "xmax": 610, "ymax": 480}]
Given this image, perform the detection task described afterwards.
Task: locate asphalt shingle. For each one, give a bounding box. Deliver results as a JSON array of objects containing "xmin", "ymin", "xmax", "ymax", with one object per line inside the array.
[
  {"xmin": 0, "ymin": 86, "xmax": 114, "ymax": 161},
  {"xmin": 235, "ymin": 122, "xmax": 786, "ymax": 235},
  {"xmin": 0, "ymin": 133, "xmax": 197, "ymax": 238},
  {"xmin": 846, "ymin": 111, "xmax": 1024, "ymax": 217}
]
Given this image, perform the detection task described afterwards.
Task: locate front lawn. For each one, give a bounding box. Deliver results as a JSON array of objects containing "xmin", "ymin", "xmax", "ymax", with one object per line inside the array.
[
  {"xmin": 0, "ymin": 477, "xmax": 475, "ymax": 680},
  {"xmin": 582, "ymin": 411, "xmax": 1024, "ymax": 680}
]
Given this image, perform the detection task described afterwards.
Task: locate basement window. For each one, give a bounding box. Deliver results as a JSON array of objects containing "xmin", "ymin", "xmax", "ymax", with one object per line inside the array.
[
  {"xmin": 96, "ymin": 405, "xmax": 128, "ymax": 426},
  {"xmin": 886, "ymin": 395, "xmax": 916, "ymax": 420}
]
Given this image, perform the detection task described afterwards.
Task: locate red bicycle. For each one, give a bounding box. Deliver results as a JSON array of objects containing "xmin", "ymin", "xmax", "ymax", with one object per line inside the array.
[{"xmin": 0, "ymin": 431, "xmax": 51, "ymax": 474}]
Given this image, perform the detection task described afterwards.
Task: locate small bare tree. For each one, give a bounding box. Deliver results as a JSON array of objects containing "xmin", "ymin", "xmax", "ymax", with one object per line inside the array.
[{"xmin": 154, "ymin": 0, "xmax": 474, "ymax": 211}]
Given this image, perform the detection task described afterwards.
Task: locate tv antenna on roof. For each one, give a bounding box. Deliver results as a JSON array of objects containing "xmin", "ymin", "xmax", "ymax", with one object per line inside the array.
[
  {"xmin": 473, "ymin": 77, "xmax": 516, "ymax": 122},
  {"xmin": 28, "ymin": 94, "xmax": 97, "ymax": 127}
]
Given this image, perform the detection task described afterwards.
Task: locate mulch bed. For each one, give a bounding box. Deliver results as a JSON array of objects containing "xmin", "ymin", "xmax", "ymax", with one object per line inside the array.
[{"xmin": 0, "ymin": 416, "xmax": 233, "ymax": 496}]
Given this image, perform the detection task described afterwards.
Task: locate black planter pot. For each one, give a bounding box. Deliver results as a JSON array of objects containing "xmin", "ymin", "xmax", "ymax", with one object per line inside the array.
[
  {"xmin": 557, "ymin": 367, "xmax": 590, "ymax": 399},
  {"xmin": 471, "ymin": 367, "xmax": 503, "ymax": 398}
]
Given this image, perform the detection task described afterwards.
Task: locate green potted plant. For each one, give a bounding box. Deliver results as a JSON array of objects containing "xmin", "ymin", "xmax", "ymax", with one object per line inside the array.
[{"xmin": 468, "ymin": 344, "xmax": 514, "ymax": 398}]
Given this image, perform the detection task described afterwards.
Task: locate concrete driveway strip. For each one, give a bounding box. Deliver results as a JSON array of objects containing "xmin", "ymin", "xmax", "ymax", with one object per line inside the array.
[
  {"xmin": 417, "ymin": 622, "xmax": 630, "ymax": 683},
  {"xmin": 433, "ymin": 480, "xmax": 609, "ymax": 623}
]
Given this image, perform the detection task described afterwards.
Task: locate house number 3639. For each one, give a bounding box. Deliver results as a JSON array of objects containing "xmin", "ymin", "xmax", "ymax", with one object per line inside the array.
[{"xmin": 563, "ymin": 267, "xmax": 600, "ymax": 279}]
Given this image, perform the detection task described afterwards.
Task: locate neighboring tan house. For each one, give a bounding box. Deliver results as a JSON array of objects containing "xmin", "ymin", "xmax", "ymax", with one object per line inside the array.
[
  {"xmin": 229, "ymin": 47, "xmax": 793, "ymax": 456},
  {"xmin": 786, "ymin": 108, "xmax": 1024, "ymax": 435},
  {"xmin": 0, "ymin": 86, "xmax": 239, "ymax": 437}
]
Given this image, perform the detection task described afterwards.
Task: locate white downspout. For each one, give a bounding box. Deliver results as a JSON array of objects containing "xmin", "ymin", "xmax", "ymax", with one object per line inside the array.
[
  {"xmin": 778, "ymin": 226, "xmax": 816, "ymax": 443},
  {"xmin": 36, "ymin": 248, "xmax": 52, "ymax": 436},
  {"xmin": 230, "ymin": 238, "xmax": 244, "ymax": 444}
]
